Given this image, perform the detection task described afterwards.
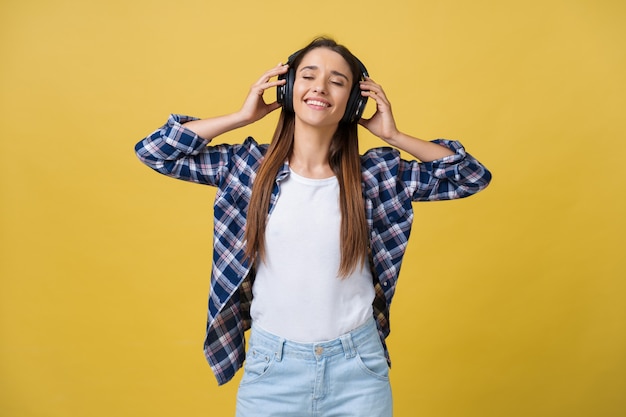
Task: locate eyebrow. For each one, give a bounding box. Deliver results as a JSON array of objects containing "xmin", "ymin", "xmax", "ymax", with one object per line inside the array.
[{"xmin": 299, "ymin": 65, "xmax": 350, "ymax": 83}]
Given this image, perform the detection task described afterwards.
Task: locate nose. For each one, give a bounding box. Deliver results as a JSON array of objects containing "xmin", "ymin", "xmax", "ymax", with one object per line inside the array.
[{"xmin": 312, "ymin": 83, "xmax": 327, "ymax": 94}]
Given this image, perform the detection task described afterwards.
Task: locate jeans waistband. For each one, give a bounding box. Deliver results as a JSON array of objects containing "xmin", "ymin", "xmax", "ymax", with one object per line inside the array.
[{"xmin": 249, "ymin": 317, "xmax": 379, "ymax": 361}]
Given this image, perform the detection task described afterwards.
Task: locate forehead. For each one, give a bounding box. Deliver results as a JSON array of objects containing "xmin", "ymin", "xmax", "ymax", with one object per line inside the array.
[{"xmin": 297, "ymin": 48, "xmax": 352, "ymax": 77}]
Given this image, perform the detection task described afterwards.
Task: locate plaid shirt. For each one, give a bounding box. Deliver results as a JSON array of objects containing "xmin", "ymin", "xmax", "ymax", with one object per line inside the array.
[{"xmin": 135, "ymin": 114, "xmax": 491, "ymax": 385}]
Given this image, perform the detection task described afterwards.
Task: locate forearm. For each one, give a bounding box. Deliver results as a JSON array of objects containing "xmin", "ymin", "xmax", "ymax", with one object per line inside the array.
[
  {"xmin": 385, "ymin": 131, "xmax": 454, "ymax": 162},
  {"xmin": 182, "ymin": 111, "xmax": 250, "ymax": 141}
]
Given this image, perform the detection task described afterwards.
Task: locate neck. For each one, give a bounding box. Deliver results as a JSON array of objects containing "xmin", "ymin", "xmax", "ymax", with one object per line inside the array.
[{"xmin": 290, "ymin": 120, "xmax": 336, "ymax": 178}]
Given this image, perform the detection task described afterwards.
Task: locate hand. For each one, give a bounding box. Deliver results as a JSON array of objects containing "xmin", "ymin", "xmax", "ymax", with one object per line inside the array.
[
  {"xmin": 358, "ymin": 77, "xmax": 400, "ymax": 143},
  {"xmin": 238, "ymin": 63, "xmax": 289, "ymax": 124}
]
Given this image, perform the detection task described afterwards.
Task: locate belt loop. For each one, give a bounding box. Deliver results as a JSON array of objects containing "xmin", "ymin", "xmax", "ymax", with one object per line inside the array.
[
  {"xmin": 275, "ymin": 338, "xmax": 285, "ymax": 362},
  {"xmin": 340, "ymin": 334, "xmax": 356, "ymax": 359}
]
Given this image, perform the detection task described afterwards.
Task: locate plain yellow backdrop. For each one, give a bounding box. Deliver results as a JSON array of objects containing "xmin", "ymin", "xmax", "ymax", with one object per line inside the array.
[{"xmin": 1, "ymin": 0, "xmax": 625, "ymax": 416}]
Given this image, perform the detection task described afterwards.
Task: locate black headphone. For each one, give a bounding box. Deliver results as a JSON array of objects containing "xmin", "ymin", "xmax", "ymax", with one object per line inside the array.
[{"xmin": 276, "ymin": 49, "xmax": 369, "ymax": 124}]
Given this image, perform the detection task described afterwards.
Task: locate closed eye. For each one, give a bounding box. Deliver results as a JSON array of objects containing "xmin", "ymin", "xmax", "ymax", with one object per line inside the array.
[{"xmin": 299, "ymin": 66, "xmax": 351, "ymax": 84}]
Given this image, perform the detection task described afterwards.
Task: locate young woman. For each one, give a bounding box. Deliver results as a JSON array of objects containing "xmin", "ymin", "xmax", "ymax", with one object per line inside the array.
[{"xmin": 135, "ymin": 37, "xmax": 491, "ymax": 417}]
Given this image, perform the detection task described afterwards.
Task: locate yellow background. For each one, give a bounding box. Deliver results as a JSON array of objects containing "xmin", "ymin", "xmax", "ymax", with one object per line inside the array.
[{"xmin": 1, "ymin": 0, "xmax": 625, "ymax": 416}]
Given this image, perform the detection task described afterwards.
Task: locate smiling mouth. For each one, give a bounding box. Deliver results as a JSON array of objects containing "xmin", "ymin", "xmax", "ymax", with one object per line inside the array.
[{"xmin": 305, "ymin": 99, "xmax": 331, "ymax": 108}]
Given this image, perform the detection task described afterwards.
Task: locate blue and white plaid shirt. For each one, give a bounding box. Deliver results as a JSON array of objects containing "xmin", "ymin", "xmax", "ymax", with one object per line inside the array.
[{"xmin": 135, "ymin": 114, "xmax": 491, "ymax": 385}]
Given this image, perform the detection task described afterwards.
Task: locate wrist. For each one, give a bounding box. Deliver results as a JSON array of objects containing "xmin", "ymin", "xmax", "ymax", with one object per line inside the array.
[
  {"xmin": 232, "ymin": 110, "xmax": 254, "ymax": 127},
  {"xmin": 382, "ymin": 129, "xmax": 403, "ymax": 145}
]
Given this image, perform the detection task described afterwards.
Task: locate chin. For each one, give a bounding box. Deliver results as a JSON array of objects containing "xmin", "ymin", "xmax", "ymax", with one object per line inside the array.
[
  {"xmin": 294, "ymin": 110, "xmax": 342, "ymax": 128},
  {"xmin": 299, "ymin": 117, "xmax": 341, "ymax": 129}
]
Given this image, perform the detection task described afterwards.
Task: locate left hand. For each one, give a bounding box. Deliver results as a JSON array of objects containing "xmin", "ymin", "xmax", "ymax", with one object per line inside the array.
[{"xmin": 358, "ymin": 77, "xmax": 400, "ymax": 143}]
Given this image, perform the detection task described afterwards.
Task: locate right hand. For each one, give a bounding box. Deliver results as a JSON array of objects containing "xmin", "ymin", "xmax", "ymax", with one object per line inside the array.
[{"xmin": 238, "ymin": 63, "xmax": 289, "ymax": 124}]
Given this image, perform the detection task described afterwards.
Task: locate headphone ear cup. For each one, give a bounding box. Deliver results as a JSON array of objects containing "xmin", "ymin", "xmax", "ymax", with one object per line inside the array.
[
  {"xmin": 277, "ymin": 69, "xmax": 294, "ymax": 113},
  {"xmin": 284, "ymin": 66, "xmax": 295, "ymax": 113},
  {"xmin": 342, "ymin": 60, "xmax": 369, "ymax": 124},
  {"xmin": 277, "ymin": 52, "xmax": 300, "ymax": 113},
  {"xmin": 277, "ymin": 73, "xmax": 286, "ymax": 107},
  {"xmin": 342, "ymin": 86, "xmax": 366, "ymax": 124}
]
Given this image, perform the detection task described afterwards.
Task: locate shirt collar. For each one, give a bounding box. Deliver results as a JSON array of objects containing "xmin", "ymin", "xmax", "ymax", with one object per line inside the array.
[{"xmin": 276, "ymin": 160, "xmax": 291, "ymax": 183}]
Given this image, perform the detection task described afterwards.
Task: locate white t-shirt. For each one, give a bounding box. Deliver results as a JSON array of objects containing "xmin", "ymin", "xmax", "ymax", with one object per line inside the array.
[{"xmin": 250, "ymin": 169, "xmax": 375, "ymax": 342}]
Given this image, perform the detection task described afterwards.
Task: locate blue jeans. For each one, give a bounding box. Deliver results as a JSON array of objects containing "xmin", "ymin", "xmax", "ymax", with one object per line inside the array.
[{"xmin": 236, "ymin": 317, "xmax": 392, "ymax": 417}]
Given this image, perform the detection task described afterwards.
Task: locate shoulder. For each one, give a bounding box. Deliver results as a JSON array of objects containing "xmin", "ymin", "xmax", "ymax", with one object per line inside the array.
[
  {"xmin": 360, "ymin": 146, "xmax": 407, "ymax": 182},
  {"xmin": 361, "ymin": 146, "xmax": 402, "ymax": 166},
  {"xmin": 210, "ymin": 137, "xmax": 268, "ymax": 164},
  {"xmin": 234, "ymin": 137, "xmax": 268, "ymax": 158}
]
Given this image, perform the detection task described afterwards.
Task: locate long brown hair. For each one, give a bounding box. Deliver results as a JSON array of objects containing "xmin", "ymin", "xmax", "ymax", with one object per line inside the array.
[{"xmin": 245, "ymin": 38, "xmax": 369, "ymax": 277}]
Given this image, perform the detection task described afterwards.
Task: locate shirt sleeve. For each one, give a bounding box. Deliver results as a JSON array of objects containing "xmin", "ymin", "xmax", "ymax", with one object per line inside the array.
[
  {"xmin": 134, "ymin": 114, "xmax": 258, "ymax": 187},
  {"xmin": 362, "ymin": 139, "xmax": 492, "ymax": 202}
]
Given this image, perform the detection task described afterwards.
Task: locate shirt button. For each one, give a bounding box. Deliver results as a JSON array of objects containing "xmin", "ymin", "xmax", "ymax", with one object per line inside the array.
[{"xmin": 315, "ymin": 346, "xmax": 324, "ymax": 355}]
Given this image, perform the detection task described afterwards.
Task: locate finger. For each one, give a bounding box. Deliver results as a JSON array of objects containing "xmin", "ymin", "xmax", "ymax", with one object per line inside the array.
[
  {"xmin": 251, "ymin": 75, "xmax": 287, "ymax": 97},
  {"xmin": 264, "ymin": 78, "xmax": 287, "ymax": 88},
  {"xmin": 361, "ymin": 89, "xmax": 390, "ymax": 107},
  {"xmin": 360, "ymin": 81, "xmax": 387, "ymax": 99},
  {"xmin": 361, "ymin": 81, "xmax": 386, "ymax": 96},
  {"xmin": 360, "ymin": 77, "xmax": 381, "ymax": 88},
  {"xmin": 363, "ymin": 78, "xmax": 387, "ymax": 99},
  {"xmin": 255, "ymin": 79, "xmax": 286, "ymax": 97},
  {"xmin": 255, "ymin": 63, "xmax": 289, "ymax": 85},
  {"xmin": 363, "ymin": 75, "xmax": 376, "ymax": 84}
]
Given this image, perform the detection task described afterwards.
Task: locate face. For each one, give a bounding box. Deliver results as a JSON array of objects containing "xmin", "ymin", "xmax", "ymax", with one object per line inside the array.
[{"xmin": 292, "ymin": 47, "xmax": 353, "ymax": 129}]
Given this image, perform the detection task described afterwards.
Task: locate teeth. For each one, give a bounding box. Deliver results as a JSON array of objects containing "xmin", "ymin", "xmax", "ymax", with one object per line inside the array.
[{"xmin": 306, "ymin": 100, "xmax": 329, "ymax": 107}]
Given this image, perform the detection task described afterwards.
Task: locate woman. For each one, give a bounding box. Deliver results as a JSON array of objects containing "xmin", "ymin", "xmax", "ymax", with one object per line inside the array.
[{"xmin": 135, "ymin": 37, "xmax": 491, "ymax": 417}]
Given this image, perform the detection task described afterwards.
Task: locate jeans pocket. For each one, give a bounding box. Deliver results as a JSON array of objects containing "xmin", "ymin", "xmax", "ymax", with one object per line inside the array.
[
  {"xmin": 240, "ymin": 345, "xmax": 276, "ymax": 385},
  {"xmin": 355, "ymin": 342, "xmax": 390, "ymax": 381}
]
